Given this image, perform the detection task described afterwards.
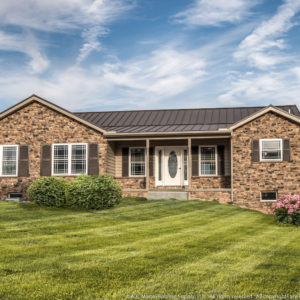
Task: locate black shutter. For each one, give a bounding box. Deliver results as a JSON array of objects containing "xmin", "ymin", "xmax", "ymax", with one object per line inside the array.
[
  {"xmin": 149, "ymin": 147, "xmax": 154, "ymax": 176},
  {"xmin": 217, "ymin": 145, "xmax": 225, "ymax": 175},
  {"xmin": 283, "ymin": 139, "xmax": 290, "ymax": 162},
  {"xmin": 192, "ymin": 146, "xmax": 199, "ymax": 176},
  {"xmin": 40, "ymin": 145, "xmax": 51, "ymax": 176},
  {"xmin": 88, "ymin": 144, "xmax": 99, "ymax": 175},
  {"xmin": 18, "ymin": 145, "xmax": 29, "ymax": 177},
  {"xmin": 252, "ymin": 140, "xmax": 259, "ymax": 162},
  {"xmin": 122, "ymin": 148, "xmax": 129, "ymax": 177}
]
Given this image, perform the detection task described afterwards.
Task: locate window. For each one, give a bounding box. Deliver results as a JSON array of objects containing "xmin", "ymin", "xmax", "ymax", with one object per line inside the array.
[
  {"xmin": 261, "ymin": 191, "xmax": 277, "ymax": 202},
  {"xmin": 129, "ymin": 148, "xmax": 145, "ymax": 176},
  {"xmin": 52, "ymin": 143, "xmax": 87, "ymax": 176},
  {"xmin": 0, "ymin": 145, "xmax": 18, "ymax": 176},
  {"xmin": 200, "ymin": 146, "xmax": 217, "ymax": 176},
  {"xmin": 260, "ymin": 139, "xmax": 282, "ymax": 161}
]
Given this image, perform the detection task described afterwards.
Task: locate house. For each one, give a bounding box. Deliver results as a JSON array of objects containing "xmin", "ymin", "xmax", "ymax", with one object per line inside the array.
[{"xmin": 0, "ymin": 94, "xmax": 299, "ymax": 213}]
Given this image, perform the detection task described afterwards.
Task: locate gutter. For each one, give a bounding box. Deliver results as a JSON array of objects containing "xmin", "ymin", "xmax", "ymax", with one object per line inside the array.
[{"xmin": 104, "ymin": 128, "xmax": 232, "ymax": 138}]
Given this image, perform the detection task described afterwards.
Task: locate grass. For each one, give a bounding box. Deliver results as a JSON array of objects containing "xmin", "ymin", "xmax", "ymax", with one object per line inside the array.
[{"xmin": 0, "ymin": 198, "xmax": 299, "ymax": 299}]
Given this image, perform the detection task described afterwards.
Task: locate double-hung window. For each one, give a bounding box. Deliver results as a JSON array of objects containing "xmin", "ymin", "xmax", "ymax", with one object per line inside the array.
[
  {"xmin": 0, "ymin": 145, "xmax": 18, "ymax": 176},
  {"xmin": 260, "ymin": 139, "xmax": 282, "ymax": 161},
  {"xmin": 52, "ymin": 143, "xmax": 87, "ymax": 176},
  {"xmin": 199, "ymin": 146, "xmax": 217, "ymax": 176},
  {"xmin": 129, "ymin": 148, "xmax": 145, "ymax": 176}
]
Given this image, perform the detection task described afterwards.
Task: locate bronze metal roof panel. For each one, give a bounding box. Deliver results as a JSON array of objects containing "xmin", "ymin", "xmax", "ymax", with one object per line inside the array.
[{"xmin": 74, "ymin": 105, "xmax": 300, "ymax": 133}]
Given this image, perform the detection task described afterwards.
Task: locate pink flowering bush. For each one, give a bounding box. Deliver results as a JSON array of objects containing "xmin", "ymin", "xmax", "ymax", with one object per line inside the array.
[{"xmin": 274, "ymin": 195, "xmax": 300, "ymax": 225}]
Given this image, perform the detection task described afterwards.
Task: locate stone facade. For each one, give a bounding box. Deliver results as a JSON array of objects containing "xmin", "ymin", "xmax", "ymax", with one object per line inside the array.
[
  {"xmin": 122, "ymin": 191, "xmax": 147, "ymax": 198},
  {"xmin": 0, "ymin": 101, "xmax": 107, "ymax": 200},
  {"xmin": 232, "ymin": 112, "xmax": 300, "ymax": 213},
  {"xmin": 148, "ymin": 176, "xmax": 230, "ymax": 190},
  {"xmin": 116, "ymin": 177, "xmax": 146, "ymax": 190},
  {"xmin": 191, "ymin": 176, "xmax": 231, "ymax": 189},
  {"xmin": 189, "ymin": 190, "xmax": 231, "ymax": 203}
]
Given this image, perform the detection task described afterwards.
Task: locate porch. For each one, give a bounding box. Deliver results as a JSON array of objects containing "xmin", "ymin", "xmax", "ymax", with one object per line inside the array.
[{"xmin": 106, "ymin": 135, "xmax": 232, "ymax": 202}]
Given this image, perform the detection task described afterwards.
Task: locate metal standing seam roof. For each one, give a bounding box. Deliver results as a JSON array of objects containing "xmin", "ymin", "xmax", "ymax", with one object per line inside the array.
[{"xmin": 73, "ymin": 105, "xmax": 300, "ymax": 133}]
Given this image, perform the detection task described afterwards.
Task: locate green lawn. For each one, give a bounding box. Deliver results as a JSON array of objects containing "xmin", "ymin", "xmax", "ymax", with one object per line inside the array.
[{"xmin": 0, "ymin": 198, "xmax": 299, "ymax": 299}]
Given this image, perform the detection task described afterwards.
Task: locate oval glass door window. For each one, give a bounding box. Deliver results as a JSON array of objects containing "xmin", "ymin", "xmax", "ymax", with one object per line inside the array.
[{"xmin": 168, "ymin": 151, "xmax": 178, "ymax": 178}]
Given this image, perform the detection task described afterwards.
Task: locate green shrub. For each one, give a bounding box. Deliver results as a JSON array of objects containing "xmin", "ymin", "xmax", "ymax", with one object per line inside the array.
[
  {"xmin": 66, "ymin": 175, "xmax": 122, "ymax": 209},
  {"xmin": 28, "ymin": 177, "xmax": 67, "ymax": 207}
]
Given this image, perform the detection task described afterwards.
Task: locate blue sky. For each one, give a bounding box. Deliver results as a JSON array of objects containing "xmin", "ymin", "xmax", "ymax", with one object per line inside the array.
[{"xmin": 0, "ymin": 0, "xmax": 300, "ymax": 112}]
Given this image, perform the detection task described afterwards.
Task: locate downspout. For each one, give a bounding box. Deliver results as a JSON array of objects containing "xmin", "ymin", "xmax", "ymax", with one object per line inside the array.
[{"xmin": 230, "ymin": 132, "xmax": 234, "ymax": 204}]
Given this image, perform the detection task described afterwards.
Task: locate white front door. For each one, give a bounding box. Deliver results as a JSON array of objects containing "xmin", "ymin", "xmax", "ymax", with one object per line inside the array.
[{"xmin": 155, "ymin": 146, "xmax": 188, "ymax": 186}]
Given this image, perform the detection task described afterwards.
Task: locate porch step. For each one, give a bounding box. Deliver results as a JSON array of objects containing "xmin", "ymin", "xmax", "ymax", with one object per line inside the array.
[{"xmin": 147, "ymin": 191, "xmax": 188, "ymax": 200}]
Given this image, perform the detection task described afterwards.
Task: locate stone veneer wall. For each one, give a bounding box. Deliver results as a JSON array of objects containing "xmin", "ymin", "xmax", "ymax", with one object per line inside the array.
[
  {"xmin": 116, "ymin": 177, "xmax": 147, "ymax": 198},
  {"xmin": 0, "ymin": 101, "xmax": 107, "ymax": 200},
  {"xmin": 148, "ymin": 176, "xmax": 230, "ymax": 190},
  {"xmin": 116, "ymin": 177, "xmax": 146, "ymax": 190},
  {"xmin": 232, "ymin": 112, "xmax": 300, "ymax": 213},
  {"xmin": 191, "ymin": 176, "xmax": 231, "ymax": 189},
  {"xmin": 189, "ymin": 191, "xmax": 231, "ymax": 203}
]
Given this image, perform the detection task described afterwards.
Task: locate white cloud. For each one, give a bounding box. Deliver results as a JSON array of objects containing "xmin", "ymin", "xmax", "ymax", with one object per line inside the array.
[
  {"xmin": 0, "ymin": 31, "xmax": 49, "ymax": 73},
  {"xmin": 0, "ymin": 0, "xmax": 134, "ymax": 32},
  {"xmin": 218, "ymin": 69, "xmax": 300, "ymax": 107},
  {"xmin": 0, "ymin": 46, "xmax": 206, "ymax": 111},
  {"xmin": 173, "ymin": 0, "xmax": 258, "ymax": 26},
  {"xmin": 0, "ymin": 0, "xmax": 134, "ymax": 71},
  {"xmin": 234, "ymin": 0, "xmax": 300, "ymax": 69}
]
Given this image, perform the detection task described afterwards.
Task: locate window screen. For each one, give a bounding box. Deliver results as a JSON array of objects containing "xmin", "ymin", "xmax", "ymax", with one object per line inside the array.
[
  {"xmin": 53, "ymin": 144, "xmax": 87, "ymax": 175},
  {"xmin": 130, "ymin": 148, "xmax": 145, "ymax": 176},
  {"xmin": 261, "ymin": 139, "xmax": 282, "ymax": 160},
  {"xmin": 2, "ymin": 146, "xmax": 17, "ymax": 176},
  {"xmin": 200, "ymin": 147, "xmax": 216, "ymax": 175}
]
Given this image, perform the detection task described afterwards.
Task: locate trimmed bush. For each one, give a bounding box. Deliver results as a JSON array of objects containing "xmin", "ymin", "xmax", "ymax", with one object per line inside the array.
[
  {"xmin": 274, "ymin": 195, "xmax": 300, "ymax": 225},
  {"xmin": 66, "ymin": 175, "xmax": 122, "ymax": 209},
  {"xmin": 28, "ymin": 177, "xmax": 67, "ymax": 207}
]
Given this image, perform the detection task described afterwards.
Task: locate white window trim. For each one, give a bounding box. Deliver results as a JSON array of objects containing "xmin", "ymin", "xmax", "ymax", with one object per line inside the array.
[
  {"xmin": 52, "ymin": 143, "xmax": 88, "ymax": 176},
  {"xmin": 260, "ymin": 139, "xmax": 283, "ymax": 162},
  {"xmin": 183, "ymin": 148, "xmax": 189, "ymax": 186},
  {"xmin": 199, "ymin": 145, "xmax": 218, "ymax": 176},
  {"xmin": 155, "ymin": 147, "xmax": 163, "ymax": 186},
  {"xmin": 129, "ymin": 147, "xmax": 146, "ymax": 177},
  {"xmin": 0, "ymin": 145, "xmax": 19, "ymax": 177},
  {"xmin": 260, "ymin": 191, "xmax": 278, "ymax": 202}
]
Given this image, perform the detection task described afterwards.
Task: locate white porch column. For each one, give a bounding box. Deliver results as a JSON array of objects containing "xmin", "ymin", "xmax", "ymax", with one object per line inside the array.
[
  {"xmin": 146, "ymin": 138, "xmax": 150, "ymax": 191},
  {"xmin": 188, "ymin": 137, "xmax": 192, "ymax": 191}
]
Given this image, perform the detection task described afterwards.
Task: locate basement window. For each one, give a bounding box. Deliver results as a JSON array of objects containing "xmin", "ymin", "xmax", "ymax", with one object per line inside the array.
[
  {"xmin": 260, "ymin": 191, "xmax": 277, "ymax": 202},
  {"xmin": 8, "ymin": 193, "xmax": 23, "ymax": 200}
]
